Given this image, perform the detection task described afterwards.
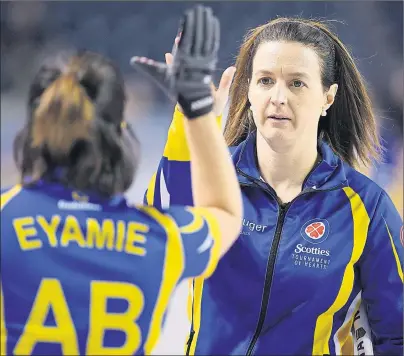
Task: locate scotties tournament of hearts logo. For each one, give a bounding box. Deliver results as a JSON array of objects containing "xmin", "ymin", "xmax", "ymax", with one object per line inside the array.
[{"xmin": 301, "ymin": 219, "xmax": 330, "ymax": 244}]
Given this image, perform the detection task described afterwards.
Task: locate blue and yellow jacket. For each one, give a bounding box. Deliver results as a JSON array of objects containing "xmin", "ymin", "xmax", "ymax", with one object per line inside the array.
[
  {"xmin": 145, "ymin": 107, "xmax": 403, "ymax": 356},
  {"xmin": 0, "ymin": 180, "xmax": 221, "ymax": 355}
]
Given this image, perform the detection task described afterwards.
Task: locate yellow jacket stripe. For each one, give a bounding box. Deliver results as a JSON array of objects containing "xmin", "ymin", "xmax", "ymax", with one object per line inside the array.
[
  {"xmin": 383, "ymin": 217, "xmax": 403, "ymax": 282},
  {"xmin": 1, "ymin": 185, "xmax": 22, "ymax": 211},
  {"xmin": 312, "ymin": 187, "xmax": 370, "ymax": 355},
  {"xmin": 187, "ymin": 277, "xmax": 204, "ymax": 356},
  {"xmin": 1, "ymin": 185, "xmax": 23, "ymax": 355},
  {"xmin": 140, "ymin": 206, "xmax": 185, "ymax": 355}
]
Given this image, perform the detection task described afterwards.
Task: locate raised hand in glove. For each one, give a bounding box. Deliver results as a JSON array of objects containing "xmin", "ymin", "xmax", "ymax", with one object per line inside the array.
[{"xmin": 130, "ymin": 5, "xmax": 220, "ymax": 119}]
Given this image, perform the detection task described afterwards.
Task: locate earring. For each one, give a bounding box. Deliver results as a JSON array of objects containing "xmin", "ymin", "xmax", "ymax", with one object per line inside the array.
[{"xmin": 321, "ymin": 108, "xmax": 328, "ymax": 117}]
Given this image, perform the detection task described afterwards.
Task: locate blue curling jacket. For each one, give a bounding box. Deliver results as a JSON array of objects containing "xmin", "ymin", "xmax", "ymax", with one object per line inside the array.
[{"xmin": 145, "ymin": 107, "xmax": 403, "ymax": 356}]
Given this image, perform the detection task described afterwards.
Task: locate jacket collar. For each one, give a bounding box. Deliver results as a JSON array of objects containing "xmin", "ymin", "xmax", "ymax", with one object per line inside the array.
[
  {"xmin": 231, "ymin": 131, "xmax": 348, "ymax": 191},
  {"xmin": 24, "ymin": 173, "xmax": 127, "ymax": 208}
]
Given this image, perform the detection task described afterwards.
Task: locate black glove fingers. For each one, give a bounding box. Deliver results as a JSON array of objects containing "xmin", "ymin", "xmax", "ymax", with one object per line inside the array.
[
  {"xmin": 192, "ymin": 5, "xmax": 205, "ymax": 56},
  {"xmin": 203, "ymin": 6, "xmax": 214, "ymax": 56},
  {"xmin": 179, "ymin": 10, "xmax": 195, "ymax": 55},
  {"xmin": 131, "ymin": 4, "xmax": 219, "ymax": 118}
]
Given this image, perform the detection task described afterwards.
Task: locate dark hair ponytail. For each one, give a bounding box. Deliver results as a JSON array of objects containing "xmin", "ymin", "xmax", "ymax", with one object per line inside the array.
[
  {"xmin": 14, "ymin": 51, "xmax": 138, "ymax": 197},
  {"xmin": 318, "ymin": 31, "xmax": 382, "ymax": 167}
]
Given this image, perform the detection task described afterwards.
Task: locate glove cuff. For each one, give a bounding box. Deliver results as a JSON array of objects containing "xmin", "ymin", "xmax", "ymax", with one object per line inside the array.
[{"xmin": 178, "ymin": 94, "xmax": 214, "ymax": 119}]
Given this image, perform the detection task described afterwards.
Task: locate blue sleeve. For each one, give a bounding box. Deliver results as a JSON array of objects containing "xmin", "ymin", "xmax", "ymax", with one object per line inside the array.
[
  {"xmin": 144, "ymin": 160, "xmax": 166, "ymax": 209},
  {"xmin": 359, "ymin": 192, "xmax": 403, "ymax": 355},
  {"xmin": 166, "ymin": 206, "xmax": 221, "ymax": 280},
  {"xmin": 144, "ymin": 158, "xmax": 193, "ymax": 208}
]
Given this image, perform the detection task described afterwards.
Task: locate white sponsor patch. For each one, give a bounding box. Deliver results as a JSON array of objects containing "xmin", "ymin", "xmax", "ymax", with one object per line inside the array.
[{"xmin": 190, "ymin": 96, "xmax": 214, "ymax": 111}]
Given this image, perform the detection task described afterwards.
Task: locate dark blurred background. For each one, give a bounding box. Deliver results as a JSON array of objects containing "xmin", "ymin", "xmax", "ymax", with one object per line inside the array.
[{"xmin": 1, "ymin": 1, "xmax": 402, "ymax": 218}]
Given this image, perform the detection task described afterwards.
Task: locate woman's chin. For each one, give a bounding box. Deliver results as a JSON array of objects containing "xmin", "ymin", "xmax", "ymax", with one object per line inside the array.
[{"xmin": 262, "ymin": 127, "xmax": 293, "ymax": 144}]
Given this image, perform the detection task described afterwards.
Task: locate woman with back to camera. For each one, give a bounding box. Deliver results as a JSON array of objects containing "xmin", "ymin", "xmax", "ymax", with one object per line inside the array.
[
  {"xmin": 0, "ymin": 5, "xmax": 243, "ymax": 355},
  {"xmin": 135, "ymin": 16, "xmax": 403, "ymax": 355}
]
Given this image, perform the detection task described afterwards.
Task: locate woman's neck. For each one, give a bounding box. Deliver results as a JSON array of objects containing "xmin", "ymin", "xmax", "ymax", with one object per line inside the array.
[{"xmin": 256, "ymin": 133, "xmax": 319, "ymax": 200}]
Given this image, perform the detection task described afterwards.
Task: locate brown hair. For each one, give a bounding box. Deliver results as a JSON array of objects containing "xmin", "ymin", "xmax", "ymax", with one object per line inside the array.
[
  {"xmin": 14, "ymin": 51, "xmax": 138, "ymax": 197},
  {"xmin": 224, "ymin": 17, "xmax": 382, "ymax": 168}
]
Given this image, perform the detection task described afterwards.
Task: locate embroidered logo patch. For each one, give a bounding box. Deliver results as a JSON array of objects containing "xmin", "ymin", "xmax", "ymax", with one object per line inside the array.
[{"xmin": 301, "ymin": 219, "xmax": 330, "ymax": 244}]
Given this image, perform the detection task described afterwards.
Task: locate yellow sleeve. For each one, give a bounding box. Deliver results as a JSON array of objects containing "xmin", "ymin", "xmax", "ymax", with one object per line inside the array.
[
  {"xmin": 163, "ymin": 105, "xmax": 223, "ymax": 161},
  {"xmin": 144, "ymin": 106, "xmax": 222, "ymax": 207},
  {"xmin": 173, "ymin": 206, "xmax": 222, "ymax": 279},
  {"xmin": 189, "ymin": 207, "xmax": 221, "ymax": 279}
]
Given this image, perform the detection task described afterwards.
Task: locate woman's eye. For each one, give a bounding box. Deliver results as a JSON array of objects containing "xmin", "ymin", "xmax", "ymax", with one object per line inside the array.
[
  {"xmin": 258, "ymin": 78, "xmax": 272, "ymax": 85},
  {"xmin": 292, "ymin": 80, "xmax": 304, "ymax": 88}
]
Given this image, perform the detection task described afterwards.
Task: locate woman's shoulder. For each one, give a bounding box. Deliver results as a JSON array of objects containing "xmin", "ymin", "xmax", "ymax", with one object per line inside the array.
[
  {"xmin": 344, "ymin": 164, "xmax": 384, "ymax": 194},
  {"xmin": 342, "ymin": 162, "xmax": 391, "ymax": 208}
]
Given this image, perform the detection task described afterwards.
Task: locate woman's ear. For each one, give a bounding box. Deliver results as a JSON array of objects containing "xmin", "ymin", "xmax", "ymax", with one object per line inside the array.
[{"xmin": 325, "ymin": 83, "xmax": 339, "ymax": 109}]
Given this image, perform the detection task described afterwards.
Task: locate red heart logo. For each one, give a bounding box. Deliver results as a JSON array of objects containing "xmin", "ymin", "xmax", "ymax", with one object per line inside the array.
[{"xmin": 305, "ymin": 222, "xmax": 325, "ymax": 239}]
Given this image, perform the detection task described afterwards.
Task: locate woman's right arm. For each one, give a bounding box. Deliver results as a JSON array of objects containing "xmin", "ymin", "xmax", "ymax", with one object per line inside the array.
[
  {"xmin": 184, "ymin": 107, "xmax": 242, "ymax": 255},
  {"xmin": 140, "ymin": 5, "xmax": 242, "ymax": 256},
  {"xmin": 143, "ymin": 42, "xmax": 235, "ymax": 209}
]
